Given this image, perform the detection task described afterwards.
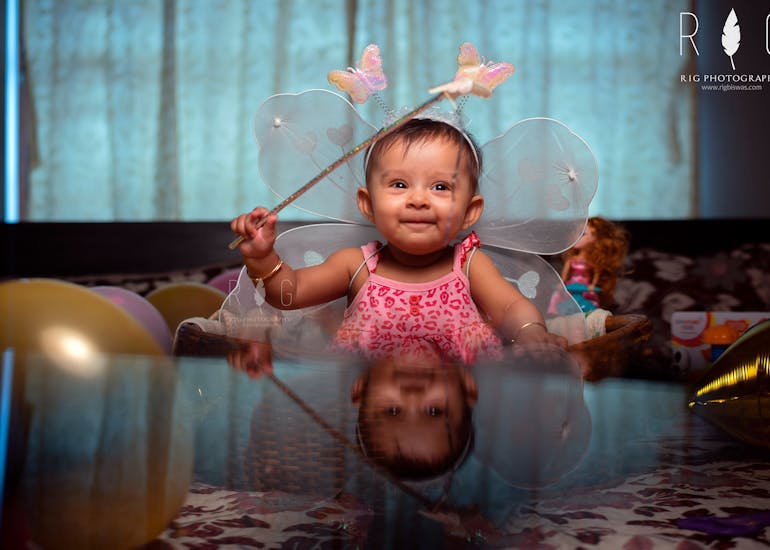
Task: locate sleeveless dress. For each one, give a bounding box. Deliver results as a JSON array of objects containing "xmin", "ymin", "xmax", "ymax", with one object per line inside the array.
[{"xmin": 331, "ymin": 233, "xmax": 503, "ymax": 364}]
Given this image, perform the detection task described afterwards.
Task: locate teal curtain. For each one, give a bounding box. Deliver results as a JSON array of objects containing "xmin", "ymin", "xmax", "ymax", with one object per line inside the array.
[{"xmin": 22, "ymin": 0, "xmax": 694, "ymax": 221}]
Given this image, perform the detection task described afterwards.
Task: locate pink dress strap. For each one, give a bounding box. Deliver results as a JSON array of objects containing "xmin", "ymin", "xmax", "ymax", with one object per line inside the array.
[
  {"xmin": 455, "ymin": 231, "xmax": 481, "ymax": 270},
  {"xmin": 347, "ymin": 240, "xmax": 384, "ymax": 293},
  {"xmin": 361, "ymin": 241, "xmax": 383, "ymax": 272}
]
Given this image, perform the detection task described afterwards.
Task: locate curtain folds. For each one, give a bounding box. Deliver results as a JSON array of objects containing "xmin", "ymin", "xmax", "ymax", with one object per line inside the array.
[{"xmin": 21, "ymin": 0, "xmax": 694, "ymax": 221}]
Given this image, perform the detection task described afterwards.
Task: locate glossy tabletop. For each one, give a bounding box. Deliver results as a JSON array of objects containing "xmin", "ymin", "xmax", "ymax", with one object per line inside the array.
[{"xmin": 2, "ymin": 348, "xmax": 769, "ymax": 549}]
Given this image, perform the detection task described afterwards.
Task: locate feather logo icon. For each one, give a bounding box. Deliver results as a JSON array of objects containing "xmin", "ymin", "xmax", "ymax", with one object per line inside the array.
[{"xmin": 721, "ymin": 8, "xmax": 740, "ymax": 71}]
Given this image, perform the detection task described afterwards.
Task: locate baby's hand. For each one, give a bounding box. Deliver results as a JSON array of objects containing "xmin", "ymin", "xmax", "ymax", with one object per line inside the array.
[
  {"xmin": 227, "ymin": 342, "xmax": 273, "ymax": 379},
  {"xmin": 508, "ymin": 329, "xmax": 569, "ymax": 362},
  {"xmin": 230, "ymin": 207, "xmax": 278, "ymax": 259},
  {"xmin": 511, "ymin": 322, "xmax": 568, "ymax": 349}
]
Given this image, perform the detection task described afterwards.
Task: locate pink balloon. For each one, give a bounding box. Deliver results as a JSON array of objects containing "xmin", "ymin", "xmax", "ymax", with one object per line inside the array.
[
  {"xmin": 90, "ymin": 286, "xmax": 173, "ymax": 355},
  {"xmin": 207, "ymin": 268, "xmax": 242, "ymax": 295}
]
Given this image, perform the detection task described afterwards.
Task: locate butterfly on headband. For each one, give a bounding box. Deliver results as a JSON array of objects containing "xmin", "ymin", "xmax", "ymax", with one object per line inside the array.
[
  {"xmin": 327, "ymin": 44, "xmax": 387, "ymax": 104},
  {"xmin": 430, "ymin": 42, "xmax": 515, "ymax": 98}
]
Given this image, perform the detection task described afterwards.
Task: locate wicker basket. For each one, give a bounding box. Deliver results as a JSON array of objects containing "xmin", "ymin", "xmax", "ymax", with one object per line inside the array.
[{"xmin": 567, "ymin": 314, "xmax": 653, "ymax": 381}]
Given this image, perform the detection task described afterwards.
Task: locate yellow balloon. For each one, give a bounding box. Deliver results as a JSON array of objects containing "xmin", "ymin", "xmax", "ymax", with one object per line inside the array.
[
  {"xmin": 0, "ymin": 279, "xmax": 192, "ymax": 549},
  {"xmin": 0, "ymin": 278, "xmax": 164, "ymax": 360},
  {"xmin": 146, "ymin": 282, "xmax": 226, "ymax": 335},
  {"xmin": 19, "ymin": 356, "xmax": 193, "ymax": 550}
]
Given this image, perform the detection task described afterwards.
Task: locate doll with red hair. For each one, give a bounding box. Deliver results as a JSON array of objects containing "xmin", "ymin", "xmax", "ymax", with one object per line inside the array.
[{"xmin": 550, "ymin": 217, "xmax": 629, "ymax": 314}]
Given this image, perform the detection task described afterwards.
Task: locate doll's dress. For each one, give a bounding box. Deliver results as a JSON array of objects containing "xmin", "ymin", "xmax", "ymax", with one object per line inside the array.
[
  {"xmin": 549, "ymin": 258, "xmax": 600, "ymax": 314},
  {"xmin": 331, "ymin": 233, "xmax": 504, "ymax": 364}
]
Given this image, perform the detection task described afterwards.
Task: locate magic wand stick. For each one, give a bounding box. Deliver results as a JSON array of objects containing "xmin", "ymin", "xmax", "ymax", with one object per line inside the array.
[{"xmin": 228, "ymin": 92, "xmax": 445, "ymax": 250}]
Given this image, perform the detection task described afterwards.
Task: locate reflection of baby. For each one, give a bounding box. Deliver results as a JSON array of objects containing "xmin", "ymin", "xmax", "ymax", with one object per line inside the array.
[{"xmin": 352, "ymin": 358, "xmax": 477, "ymax": 481}]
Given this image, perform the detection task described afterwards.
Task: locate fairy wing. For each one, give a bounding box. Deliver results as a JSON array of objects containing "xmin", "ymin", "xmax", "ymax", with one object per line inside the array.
[
  {"xmin": 254, "ymin": 89, "xmax": 377, "ymax": 224},
  {"xmin": 476, "ymin": 117, "xmax": 598, "ymax": 254},
  {"xmin": 218, "ymin": 224, "xmax": 381, "ymax": 349},
  {"xmin": 274, "ymin": 223, "xmax": 381, "ymax": 270},
  {"xmin": 253, "ymin": 46, "xmax": 594, "ymax": 271},
  {"xmin": 218, "ymin": 224, "xmax": 585, "ymax": 351},
  {"xmin": 273, "ymin": 225, "xmax": 583, "ymax": 331},
  {"xmin": 482, "ymin": 245, "xmax": 585, "ymax": 339}
]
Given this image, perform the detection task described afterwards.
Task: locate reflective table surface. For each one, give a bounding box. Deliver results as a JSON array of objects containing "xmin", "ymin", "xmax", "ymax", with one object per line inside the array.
[{"xmin": 3, "ymin": 347, "xmax": 770, "ymax": 549}]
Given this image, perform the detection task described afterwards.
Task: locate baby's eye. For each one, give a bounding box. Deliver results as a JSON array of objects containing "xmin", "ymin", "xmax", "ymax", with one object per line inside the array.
[
  {"xmin": 386, "ymin": 406, "xmax": 401, "ymax": 416},
  {"xmin": 426, "ymin": 406, "xmax": 444, "ymax": 417},
  {"xmin": 432, "ymin": 182, "xmax": 450, "ymax": 191},
  {"xmin": 390, "ymin": 180, "xmax": 407, "ymax": 189}
]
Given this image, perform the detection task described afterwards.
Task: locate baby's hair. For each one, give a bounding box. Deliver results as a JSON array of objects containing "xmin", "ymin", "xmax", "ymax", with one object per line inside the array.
[
  {"xmin": 356, "ymin": 408, "xmax": 474, "ymax": 481},
  {"xmin": 355, "ymin": 369, "xmax": 475, "ymax": 481},
  {"xmin": 364, "ymin": 118, "xmax": 483, "ymax": 193}
]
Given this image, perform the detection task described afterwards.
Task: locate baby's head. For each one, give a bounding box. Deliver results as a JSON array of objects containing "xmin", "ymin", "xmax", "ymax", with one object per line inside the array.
[
  {"xmin": 364, "ymin": 118, "xmax": 482, "ymax": 194},
  {"xmin": 357, "ymin": 118, "xmax": 486, "ymax": 253},
  {"xmin": 352, "ymin": 357, "xmax": 477, "ymax": 481}
]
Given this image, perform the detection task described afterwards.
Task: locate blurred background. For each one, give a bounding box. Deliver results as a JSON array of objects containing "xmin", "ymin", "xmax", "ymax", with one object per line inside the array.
[{"xmin": 2, "ymin": 0, "xmax": 768, "ymax": 222}]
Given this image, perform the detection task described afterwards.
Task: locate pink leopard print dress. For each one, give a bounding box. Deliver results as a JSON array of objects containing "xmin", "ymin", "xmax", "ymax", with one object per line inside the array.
[{"xmin": 332, "ymin": 233, "xmax": 503, "ymax": 364}]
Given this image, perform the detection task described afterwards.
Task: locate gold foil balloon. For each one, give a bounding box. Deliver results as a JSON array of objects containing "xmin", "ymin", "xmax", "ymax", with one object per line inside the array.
[
  {"xmin": 689, "ymin": 319, "xmax": 770, "ymax": 448},
  {"xmin": 146, "ymin": 282, "xmax": 226, "ymax": 335},
  {"xmin": 0, "ymin": 279, "xmax": 192, "ymax": 548}
]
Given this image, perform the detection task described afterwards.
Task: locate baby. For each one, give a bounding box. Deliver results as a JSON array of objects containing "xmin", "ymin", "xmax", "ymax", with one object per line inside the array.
[{"xmin": 230, "ymin": 118, "xmax": 567, "ymax": 364}]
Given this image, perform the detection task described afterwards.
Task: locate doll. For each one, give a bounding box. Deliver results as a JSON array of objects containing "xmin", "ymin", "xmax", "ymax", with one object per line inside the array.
[{"xmin": 551, "ymin": 217, "xmax": 629, "ymax": 313}]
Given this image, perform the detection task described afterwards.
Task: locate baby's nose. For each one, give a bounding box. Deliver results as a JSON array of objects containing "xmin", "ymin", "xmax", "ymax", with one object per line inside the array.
[{"xmin": 407, "ymin": 187, "xmax": 429, "ymax": 206}]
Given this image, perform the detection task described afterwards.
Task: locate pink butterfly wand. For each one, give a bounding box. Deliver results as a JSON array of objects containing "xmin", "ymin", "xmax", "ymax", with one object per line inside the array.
[{"xmin": 228, "ymin": 43, "xmax": 513, "ymax": 250}]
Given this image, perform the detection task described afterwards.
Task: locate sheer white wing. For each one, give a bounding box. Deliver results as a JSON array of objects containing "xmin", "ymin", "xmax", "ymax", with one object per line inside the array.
[
  {"xmin": 221, "ymin": 223, "xmax": 582, "ymax": 331},
  {"xmin": 255, "ymin": 93, "xmax": 597, "ymax": 256},
  {"xmin": 218, "ymin": 224, "xmax": 380, "ymax": 344},
  {"xmin": 274, "ymin": 223, "xmax": 381, "ymax": 268},
  {"xmin": 477, "ymin": 118, "xmax": 598, "ymax": 254},
  {"xmin": 254, "ymin": 90, "xmax": 377, "ymax": 224},
  {"xmin": 481, "ymin": 246, "xmax": 587, "ymax": 345},
  {"xmin": 472, "ymin": 353, "xmax": 591, "ymax": 488}
]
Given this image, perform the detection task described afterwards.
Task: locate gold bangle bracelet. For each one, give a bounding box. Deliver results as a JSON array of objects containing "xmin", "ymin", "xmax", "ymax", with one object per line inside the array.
[
  {"xmin": 248, "ymin": 259, "xmax": 284, "ymax": 285},
  {"xmin": 511, "ymin": 321, "xmax": 547, "ymax": 344}
]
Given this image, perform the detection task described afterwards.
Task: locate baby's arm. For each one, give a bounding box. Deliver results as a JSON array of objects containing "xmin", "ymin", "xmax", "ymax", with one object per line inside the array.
[
  {"xmin": 230, "ymin": 207, "xmax": 356, "ymax": 309},
  {"xmin": 468, "ymin": 250, "xmax": 567, "ymax": 348}
]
